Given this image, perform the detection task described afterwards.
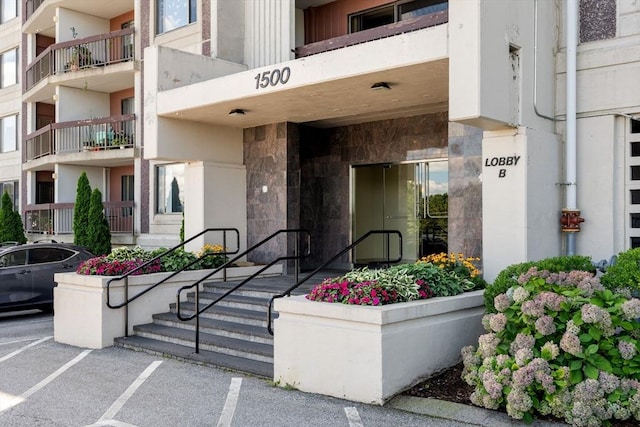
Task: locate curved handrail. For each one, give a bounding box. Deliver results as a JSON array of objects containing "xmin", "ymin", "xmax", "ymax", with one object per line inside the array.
[
  {"xmin": 174, "ymin": 228, "xmax": 310, "ymax": 353},
  {"xmin": 106, "ymin": 228, "xmax": 240, "ymax": 309},
  {"xmin": 266, "ymin": 230, "xmax": 402, "ymax": 335}
]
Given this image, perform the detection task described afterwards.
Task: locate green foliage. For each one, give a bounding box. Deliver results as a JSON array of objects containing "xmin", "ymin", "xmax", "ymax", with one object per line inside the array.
[
  {"xmin": 403, "ymin": 261, "xmax": 470, "ymax": 297},
  {"xmin": 150, "ymin": 248, "xmax": 198, "ymax": 272},
  {"xmin": 485, "ymin": 255, "xmax": 595, "ymax": 313},
  {"xmin": 179, "ymin": 211, "xmax": 185, "ymax": 243},
  {"xmin": 73, "ymin": 172, "xmax": 92, "ymax": 246},
  {"xmin": 86, "ymin": 188, "xmax": 111, "ymax": 256},
  {"xmin": 601, "ymin": 248, "xmax": 640, "ymax": 292},
  {"xmin": 0, "ymin": 191, "xmax": 26, "ymax": 244},
  {"xmin": 106, "ymin": 246, "xmax": 154, "ymax": 262},
  {"xmin": 463, "ymin": 268, "xmax": 640, "ymax": 426}
]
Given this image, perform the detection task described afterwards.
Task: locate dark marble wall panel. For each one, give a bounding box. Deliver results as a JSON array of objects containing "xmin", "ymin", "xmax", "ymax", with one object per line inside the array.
[{"xmin": 579, "ymin": 0, "xmax": 616, "ymax": 43}]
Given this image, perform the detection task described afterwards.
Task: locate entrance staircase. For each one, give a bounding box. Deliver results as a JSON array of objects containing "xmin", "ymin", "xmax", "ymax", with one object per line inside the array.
[{"xmin": 113, "ymin": 272, "xmax": 330, "ymax": 378}]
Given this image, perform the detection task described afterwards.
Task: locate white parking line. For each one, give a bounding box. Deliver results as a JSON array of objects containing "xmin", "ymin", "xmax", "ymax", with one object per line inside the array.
[
  {"xmin": 216, "ymin": 377, "xmax": 242, "ymax": 427},
  {"xmin": 97, "ymin": 360, "xmax": 162, "ymax": 423},
  {"xmin": 0, "ymin": 349, "xmax": 92, "ymax": 414},
  {"xmin": 0, "ymin": 336, "xmax": 52, "ymax": 363},
  {"xmin": 344, "ymin": 407, "xmax": 364, "ymax": 427},
  {"xmin": 0, "ymin": 336, "xmax": 50, "ymax": 347}
]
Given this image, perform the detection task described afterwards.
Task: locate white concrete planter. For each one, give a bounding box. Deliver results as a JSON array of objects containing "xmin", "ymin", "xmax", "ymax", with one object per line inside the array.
[
  {"xmin": 273, "ymin": 290, "xmax": 485, "ymax": 405},
  {"xmin": 54, "ymin": 264, "xmax": 282, "ymax": 349}
]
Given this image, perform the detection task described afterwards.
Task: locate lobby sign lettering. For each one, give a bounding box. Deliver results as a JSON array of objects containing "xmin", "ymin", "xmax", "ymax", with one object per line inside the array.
[
  {"xmin": 484, "ymin": 156, "xmax": 521, "ymax": 178},
  {"xmin": 255, "ymin": 67, "xmax": 291, "ymax": 89}
]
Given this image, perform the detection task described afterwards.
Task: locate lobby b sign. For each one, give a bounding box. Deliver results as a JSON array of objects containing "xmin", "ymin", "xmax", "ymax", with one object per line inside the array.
[{"xmin": 484, "ymin": 155, "xmax": 521, "ymax": 178}]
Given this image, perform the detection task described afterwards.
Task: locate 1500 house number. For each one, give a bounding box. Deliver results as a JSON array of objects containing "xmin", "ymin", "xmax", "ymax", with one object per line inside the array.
[{"xmin": 254, "ymin": 67, "xmax": 291, "ymax": 89}]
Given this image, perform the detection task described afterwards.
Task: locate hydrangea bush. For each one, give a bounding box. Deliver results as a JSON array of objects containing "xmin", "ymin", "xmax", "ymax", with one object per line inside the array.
[
  {"xmin": 306, "ymin": 253, "xmax": 483, "ymax": 306},
  {"xmin": 462, "ymin": 267, "xmax": 640, "ymax": 426},
  {"xmin": 76, "ymin": 244, "xmax": 230, "ymax": 276}
]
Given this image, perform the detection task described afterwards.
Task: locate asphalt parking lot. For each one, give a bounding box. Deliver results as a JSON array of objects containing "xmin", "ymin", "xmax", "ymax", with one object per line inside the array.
[{"xmin": 0, "ymin": 310, "xmax": 476, "ymax": 427}]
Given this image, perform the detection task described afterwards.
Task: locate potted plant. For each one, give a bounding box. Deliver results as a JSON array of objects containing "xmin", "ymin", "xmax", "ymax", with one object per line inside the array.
[{"xmin": 68, "ymin": 45, "xmax": 92, "ymax": 71}]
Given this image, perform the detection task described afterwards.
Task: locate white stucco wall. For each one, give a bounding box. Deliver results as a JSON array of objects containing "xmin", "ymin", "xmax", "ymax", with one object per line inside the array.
[
  {"xmin": 55, "ymin": 165, "xmax": 105, "ymax": 203},
  {"xmin": 56, "ymin": 86, "xmax": 110, "ymax": 122},
  {"xmin": 56, "ymin": 7, "xmax": 109, "ymax": 42}
]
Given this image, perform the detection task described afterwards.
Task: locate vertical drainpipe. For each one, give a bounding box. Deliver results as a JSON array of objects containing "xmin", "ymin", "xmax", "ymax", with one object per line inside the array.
[{"xmin": 562, "ymin": 0, "xmax": 582, "ymax": 255}]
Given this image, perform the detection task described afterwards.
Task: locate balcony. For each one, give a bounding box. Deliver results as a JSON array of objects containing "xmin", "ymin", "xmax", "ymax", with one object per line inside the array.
[
  {"xmin": 25, "ymin": 114, "xmax": 135, "ymax": 162},
  {"xmin": 25, "ymin": 28, "xmax": 135, "ymax": 93},
  {"xmin": 24, "ymin": 201, "xmax": 135, "ymax": 235},
  {"xmin": 295, "ymin": 10, "xmax": 448, "ymax": 58}
]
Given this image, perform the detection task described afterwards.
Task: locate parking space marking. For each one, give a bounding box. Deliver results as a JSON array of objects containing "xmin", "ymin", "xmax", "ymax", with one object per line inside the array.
[
  {"xmin": 0, "ymin": 336, "xmax": 52, "ymax": 363},
  {"xmin": 97, "ymin": 360, "xmax": 162, "ymax": 423},
  {"xmin": 88, "ymin": 419, "xmax": 139, "ymax": 427},
  {"xmin": 0, "ymin": 336, "xmax": 50, "ymax": 347},
  {"xmin": 0, "ymin": 349, "xmax": 92, "ymax": 414},
  {"xmin": 344, "ymin": 407, "xmax": 364, "ymax": 427},
  {"xmin": 216, "ymin": 377, "xmax": 242, "ymax": 427}
]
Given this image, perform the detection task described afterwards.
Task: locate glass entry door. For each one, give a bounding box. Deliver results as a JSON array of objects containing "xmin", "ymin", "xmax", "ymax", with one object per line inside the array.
[{"xmin": 352, "ymin": 161, "xmax": 448, "ymax": 265}]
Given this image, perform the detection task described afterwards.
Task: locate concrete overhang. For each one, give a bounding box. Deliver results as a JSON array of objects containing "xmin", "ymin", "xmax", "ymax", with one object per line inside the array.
[
  {"xmin": 156, "ymin": 24, "xmax": 449, "ymax": 129},
  {"xmin": 23, "ymin": 148, "xmax": 137, "ymax": 172},
  {"xmin": 23, "ymin": 0, "xmax": 133, "ymax": 37}
]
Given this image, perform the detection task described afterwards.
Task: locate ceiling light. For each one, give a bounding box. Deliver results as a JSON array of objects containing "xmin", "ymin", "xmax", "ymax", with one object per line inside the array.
[
  {"xmin": 228, "ymin": 109, "xmax": 245, "ymax": 116},
  {"xmin": 370, "ymin": 82, "xmax": 391, "ymax": 91}
]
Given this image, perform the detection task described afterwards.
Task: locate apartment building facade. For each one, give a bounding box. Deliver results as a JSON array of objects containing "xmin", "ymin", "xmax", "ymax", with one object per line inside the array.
[{"xmin": 12, "ymin": 0, "xmax": 640, "ymax": 281}]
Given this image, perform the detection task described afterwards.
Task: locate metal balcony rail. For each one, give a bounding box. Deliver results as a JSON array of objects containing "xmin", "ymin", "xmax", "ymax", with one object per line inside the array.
[
  {"xmin": 25, "ymin": 114, "xmax": 135, "ymax": 161},
  {"xmin": 25, "ymin": 0, "xmax": 45, "ymax": 19},
  {"xmin": 175, "ymin": 229, "xmax": 311, "ymax": 353},
  {"xmin": 295, "ymin": 10, "xmax": 448, "ymax": 58},
  {"xmin": 25, "ymin": 27, "xmax": 135, "ymax": 91},
  {"xmin": 24, "ymin": 201, "xmax": 135, "ymax": 235},
  {"xmin": 106, "ymin": 228, "xmax": 241, "ymax": 340},
  {"xmin": 266, "ymin": 229, "xmax": 402, "ymax": 335}
]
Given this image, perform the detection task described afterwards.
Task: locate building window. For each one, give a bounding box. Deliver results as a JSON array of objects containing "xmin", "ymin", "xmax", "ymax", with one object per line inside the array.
[
  {"xmin": 0, "ymin": 180, "xmax": 18, "ymax": 211},
  {"xmin": 1, "ymin": 0, "xmax": 16, "ymax": 24},
  {"xmin": 156, "ymin": 164, "xmax": 184, "ymax": 214},
  {"xmin": 349, "ymin": 0, "xmax": 447, "ymax": 33},
  {"xmin": 579, "ymin": 0, "xmax": 616, "ymax": 43},
  {"xmin": 157, "ymin": 0, "xmax": 196, "ymax": 34},
  {"xmin": 0, "ymin": 114, "xmax": 16, "ymax": 152},
  {"xmin": 1, "ymin": 48, "xmax": 17, "ymax": 88}
]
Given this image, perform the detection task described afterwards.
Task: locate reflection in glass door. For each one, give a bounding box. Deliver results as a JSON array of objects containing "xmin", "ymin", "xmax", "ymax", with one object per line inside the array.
[{"xmin": 352, "ymin": 161, "xmax": 448, "ymax": 265}]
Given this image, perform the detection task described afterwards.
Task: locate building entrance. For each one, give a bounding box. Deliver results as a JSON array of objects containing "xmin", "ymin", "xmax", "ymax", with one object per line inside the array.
[{"xmin": 352, "ymin": 160, "xmax": 448, "ymax": 266}]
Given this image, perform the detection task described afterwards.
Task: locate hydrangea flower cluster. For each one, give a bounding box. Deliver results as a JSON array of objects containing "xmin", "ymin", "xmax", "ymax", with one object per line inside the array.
[{"xmin": 462, "ymin": 266, "xmax": 640, "ymax": 426}]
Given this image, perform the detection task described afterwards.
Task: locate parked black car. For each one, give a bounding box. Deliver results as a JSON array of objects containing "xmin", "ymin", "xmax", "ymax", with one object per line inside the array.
[{"xmin": 0, "ymin": 242, "xmax": 94, "ymax": 313}]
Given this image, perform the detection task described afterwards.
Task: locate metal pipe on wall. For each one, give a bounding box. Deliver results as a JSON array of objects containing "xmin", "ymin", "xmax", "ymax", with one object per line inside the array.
[{"xmin": 565, "ymin": 0, "xmax": 578, "ymax": 255}]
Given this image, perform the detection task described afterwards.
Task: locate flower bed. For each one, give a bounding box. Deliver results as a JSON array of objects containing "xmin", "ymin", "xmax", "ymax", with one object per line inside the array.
[
  {"xmin": 273, "ymin": 253, "xmax": 486, "ymax": 404},
  {"xmin": 462, "ymin": 266, "xmax": 640, "ymax": 426}
]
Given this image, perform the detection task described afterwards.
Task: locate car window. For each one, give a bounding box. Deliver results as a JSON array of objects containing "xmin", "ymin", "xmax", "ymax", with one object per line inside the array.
[
  {"xmin": 0, "ymin": 249, "xmax": 27, "ymax": 267},
  {"xmin": 28, "ymin": 248, "xmax": 74, "ymax": 265}
]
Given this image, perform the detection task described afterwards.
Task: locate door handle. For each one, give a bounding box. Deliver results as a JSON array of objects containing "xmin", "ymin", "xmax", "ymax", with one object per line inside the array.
[{"xmin": 19, "ymin": 270, "xmax": 31, "ymax": 275}]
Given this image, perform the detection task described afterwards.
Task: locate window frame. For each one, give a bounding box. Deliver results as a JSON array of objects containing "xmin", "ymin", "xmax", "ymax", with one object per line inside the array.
[
  {"xmin": 0, "ymin": 47, "xmax": 17, "ymax": 88},
  {"xmin": 155, "ymin": 163, "xmax": 185, "ymax": 214},
  {"xmin": 0, "ymin": 180, "xmax": 18, "ymax": 211},
  {"xmin": 348, "ymin": 0, "xmax": 447, "ymax": 34},
  {"xmin": 156, "ymin": 0, "xmax": 197, "ymax": 35},
  {"xmin": 0, "ymin": 114, "xmax": 17, "ymax": 153},
  {"xmin": 0, "ymin": 0, "xmax": 17, "ymax": 24}
]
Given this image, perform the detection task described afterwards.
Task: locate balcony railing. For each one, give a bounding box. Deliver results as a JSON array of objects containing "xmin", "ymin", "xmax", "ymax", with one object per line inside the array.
[
  {"xmin": 26, "ymin": 114, "xmax": 135, "ymax": 161},
  {"xmin": 24, "ymin": 201, "xmax": 135, "ymax": 235},
  {"xmin": 25, "ymin": 0, "xmax": 45, "ymax": 19},
  {"xmin": 25, "ymin": 27, "xmax": 135, "ymax": 91},
  {"xmin": 294, "ymin": 10, "xmax": 448, "ymax": 58}
]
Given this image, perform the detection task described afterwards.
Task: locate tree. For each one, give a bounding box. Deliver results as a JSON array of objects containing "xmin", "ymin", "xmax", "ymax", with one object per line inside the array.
[
  {"xmin": 73, "ymin": 172, "xmax": 91, "ymax": 246},
  {"xmin": 86, "ymin": 188, "xmax": 111, "ymax": 255},
  {"xmin": 0, "ymin": 191, "xmax": 26, "ymax": 244}
]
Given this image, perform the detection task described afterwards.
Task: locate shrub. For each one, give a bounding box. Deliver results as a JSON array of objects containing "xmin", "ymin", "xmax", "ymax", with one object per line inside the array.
[
  {"xmin": 73, "ymin": 172, "xmax": 91, "ymax": 246},
  {"xmin": 86, "ymin": 188, "xmax": 111, "ymax": 255},
  {"xmin": 0, "ymin": 191, "xmax": 26, "ymax": 244},
  {"xmin": 462, "ymin": 267, "xmax": 640, "ymax": 426},
  {"xmin": 76, "ymin": 256, "xmax": 161, "ymax": 276},
  {"xmin": 149, "ymin": 248, "xmax": 199, "ymax": 272},
  {"xmin": 196, "ymin": 244, "xmax": 228, "ymax": 269},
  {"xmin": 600, "ymin": 248, "xmax": 640, "ymax": 293},
  {"xmin": 485, "ymin": 255, "xmax": 595, "ymax": 313}
]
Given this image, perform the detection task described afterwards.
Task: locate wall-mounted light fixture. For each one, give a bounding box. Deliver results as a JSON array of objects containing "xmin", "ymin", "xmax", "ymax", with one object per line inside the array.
[
  {"xmin": 228, "ymin": 109, "xmax": 245, "ymax": 116},
  {"xmin": 370, "ymin": 82, "xmax": 391, "ymax": 91}
]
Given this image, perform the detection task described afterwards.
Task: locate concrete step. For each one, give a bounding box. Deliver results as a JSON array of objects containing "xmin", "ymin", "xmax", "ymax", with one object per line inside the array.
[
  {"xmin": 114, "ymin": 335, "xmax": 272, "ymax": 378},
  {"xmin": 171, "ymin": 301, "xmax": 272, "ymax": 328},
  {"xmin": 152, "ymin": 311, "xmax": 273, "ymax": 345},
  {"xmin": 187, "ymin": 291, "xmax": 269, "ymax": 312},
  {"xmin": 132, "ymin": 323, "xmax": 273, "ymax": 364}
]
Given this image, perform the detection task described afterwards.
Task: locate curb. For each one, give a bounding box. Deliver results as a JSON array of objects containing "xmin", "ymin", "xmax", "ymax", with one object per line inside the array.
[{"xmin": 386, "ymin": 395, "xmax": 568, "ymax": 426}]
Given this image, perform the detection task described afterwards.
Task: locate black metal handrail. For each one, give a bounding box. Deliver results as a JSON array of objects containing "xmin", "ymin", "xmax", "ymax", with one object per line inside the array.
[
  {"xmin": 266, "ymin": 230, "xmax": 402, "ymax": 335},
  {"xmin": 106, "ymin": 228, "xmax": 240, "ymax": 337},
  {"xmin": 175, "ymin": 229, "xmax": 311, "ymax": 353}
]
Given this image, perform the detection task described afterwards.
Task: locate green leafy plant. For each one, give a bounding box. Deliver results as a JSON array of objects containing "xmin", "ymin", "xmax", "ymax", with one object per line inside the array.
[
  {"xmin": 485, "ymin": 255, "xmax": 595, "ymax": 313},
  {"xmin": 463, "ymin": 267, "xmax": 640, "ymax": 426},
  {"xmin": 600, "ymin": 248, "xmax": 640, "ymax": 293},
  {"xmin": 0, "ymin": 191, "xmax": 26, "ymax": 244},
  {"xmin": 150, "ymin": 248, "xmax": 198, "ymax": 272},
  {"xmin": 86, "ymin": 188, "xmax": 111, "ymax": 255},
  {"xmin": 196, "ymin": 244, "xmax": 228, "ymax": 269},
  {"xmin": 73, "ymin": 172, "xmax": 91, "ymax": 246}
]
